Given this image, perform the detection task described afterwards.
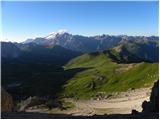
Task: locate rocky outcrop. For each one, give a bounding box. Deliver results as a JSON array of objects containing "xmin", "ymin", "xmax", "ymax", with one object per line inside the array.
[
  {"xmin": 142, "ymin": 80, "xmax": 159, "ymax": 113},
  {"xmin": 17, "ymin": 96, "xmax": 46, "ymax": 111},
  {"xmin": 1, "ymin": 88, "xmax": 13, "ymax": 112},
  {"xmin": 132, "ymin": 80, "xmax": 159, "ymax": 116}
]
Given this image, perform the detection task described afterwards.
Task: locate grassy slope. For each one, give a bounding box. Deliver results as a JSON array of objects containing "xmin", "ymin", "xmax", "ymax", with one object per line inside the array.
[{"xmin": 62, "ymin": 52, "xmax": 158, "ymax": 99}]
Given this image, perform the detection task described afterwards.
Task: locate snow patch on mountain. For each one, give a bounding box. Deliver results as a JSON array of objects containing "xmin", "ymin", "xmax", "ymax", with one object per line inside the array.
[{"xmin": 45, "ymin": 29, "xmax": 68, "ymax": 39}]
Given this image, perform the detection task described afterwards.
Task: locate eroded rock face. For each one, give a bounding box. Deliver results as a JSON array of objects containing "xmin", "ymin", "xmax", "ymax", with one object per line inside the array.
[
  {"xmin": 142, "ymin": 80, "xmax": 159, "ymax": 113},
  {"xmin": 150, "ymin": 80, "xmax": 159, "ymax": 112},
  {"xmin": 18, "ymin": 96, "xmax": 46, "ymax": 111},
  {"xmin": 1, "ymin": 88, "xmax": 13, "ymax": 112}
]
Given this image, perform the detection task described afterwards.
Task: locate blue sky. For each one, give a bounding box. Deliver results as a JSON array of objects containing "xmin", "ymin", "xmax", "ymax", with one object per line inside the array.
[{"xmin": 1, "ymin": 1, "xmax": 158, "ymax": 42}]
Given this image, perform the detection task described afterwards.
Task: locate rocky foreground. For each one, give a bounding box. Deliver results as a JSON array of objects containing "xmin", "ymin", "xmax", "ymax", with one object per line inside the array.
[
  {"xmin": 1, "ymin": 111, "xmax": 158, "ymax": 119},
  {"xmin": 1, "ymin": 81, "xmax": 159, "ymax": 119}
]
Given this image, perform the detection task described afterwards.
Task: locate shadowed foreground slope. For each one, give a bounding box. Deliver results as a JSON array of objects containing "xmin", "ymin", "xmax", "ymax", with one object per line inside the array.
[
  {"xmin": 1, "ymin": 112, "xmax": 158, "ymax": 119},
  {"xmin": 1, "ymin": 81, "xmax": 158, "ymax": 119}
]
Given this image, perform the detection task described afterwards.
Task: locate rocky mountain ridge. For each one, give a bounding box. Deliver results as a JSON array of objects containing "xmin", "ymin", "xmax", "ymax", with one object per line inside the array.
[{"xmin": 23, "ymin": 31, "xmax": 159, "ymax": 53}]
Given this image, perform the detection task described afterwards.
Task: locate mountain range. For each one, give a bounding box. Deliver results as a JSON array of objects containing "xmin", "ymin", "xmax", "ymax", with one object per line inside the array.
[
  {"xmin": 2, "ymin": 31, "xmax": 159, "ymax": 64},
  {"xmin": 23, "ymin": 31, "xmax": 159, "ymax": 53},
  {"xmin": 1, "ymin": 31, "xmax": 159, "ymax": 100}
]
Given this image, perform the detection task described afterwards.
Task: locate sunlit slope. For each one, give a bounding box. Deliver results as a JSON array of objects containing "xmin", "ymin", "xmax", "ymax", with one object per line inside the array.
[{"xmin": 62, "ymin": 51, "xmax": 158, "ymax": 99}]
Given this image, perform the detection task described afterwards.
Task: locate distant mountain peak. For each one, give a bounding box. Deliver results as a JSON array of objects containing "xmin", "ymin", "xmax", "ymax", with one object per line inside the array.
[
  {"xmin": 22, "ymin": 32, "xmax": 159, "ymax": 53},
  {"xmin": 45, "ymin": 29, "xmax": 68, "ymax": 39}
]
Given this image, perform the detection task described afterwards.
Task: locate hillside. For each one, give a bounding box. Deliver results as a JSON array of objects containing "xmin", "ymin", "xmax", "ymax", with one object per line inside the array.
[
  {"xmin": 1, "ymin": 42, "xmax": 21, "ymax": 58},
  {"xmin": 62, "ymin": 51, "xmax": 158, "ymax": 99},
  {"xmin": 2, "ymin": 49, "xmax": 158, "ymax": 100},
  {"xmin": 113, "ymin": 40, "xmax": 159, "ymax": 62},
  {"xmin": 1, "ymin": 42, "xmax": 81, "ymax": 65}
]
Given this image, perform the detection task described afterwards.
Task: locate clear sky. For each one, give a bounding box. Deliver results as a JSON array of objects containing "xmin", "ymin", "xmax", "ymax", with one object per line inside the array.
[{"xmin": 1, "ymin": 1, "xmax": 159, "ymax": 42}]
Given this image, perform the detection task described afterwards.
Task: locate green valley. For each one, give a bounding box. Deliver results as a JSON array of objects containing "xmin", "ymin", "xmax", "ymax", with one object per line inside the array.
[{"xmin": 62, "ymin": 51, "xmax": 158, "ymax": 99}]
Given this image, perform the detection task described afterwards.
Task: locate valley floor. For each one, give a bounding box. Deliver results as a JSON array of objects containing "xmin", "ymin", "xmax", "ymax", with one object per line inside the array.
[{"xmin": 25, "ymin": 87, "xmax": 151, "ymax": 116}]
